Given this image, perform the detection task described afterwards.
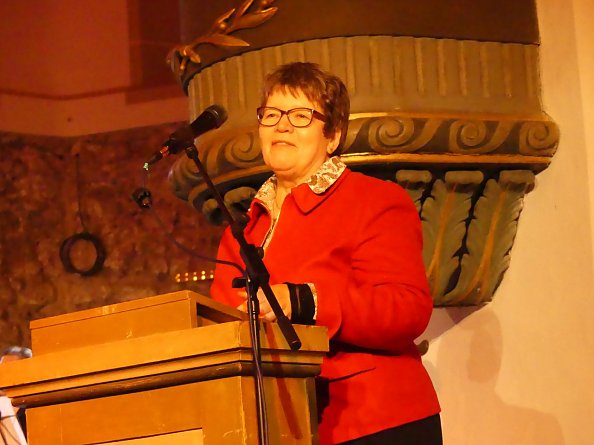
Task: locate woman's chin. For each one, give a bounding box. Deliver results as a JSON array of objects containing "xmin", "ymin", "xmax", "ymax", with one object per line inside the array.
[
  {"xmin": 270, "ymin": 164, "xmax": 297, "ymax": 178},
  {"xmin": 266, "ymin": 156, "xmax": 298, "ymax": 174}
]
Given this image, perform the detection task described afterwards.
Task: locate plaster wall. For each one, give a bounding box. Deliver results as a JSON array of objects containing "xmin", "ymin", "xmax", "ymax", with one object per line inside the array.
[
  {"xmin": 573, "ymin": 0, "xmax": 594, "ymax": 270},
  {"xmin": 0, "ymin": 0, "xmax": 129, "ymax": 95},
  {"xmin": 0, "ymin": 0, "xmax": 188, "ymax": 136},
  {"xmin": 424, "ymin": 0, "xmax": 594, "ymax": 443}
]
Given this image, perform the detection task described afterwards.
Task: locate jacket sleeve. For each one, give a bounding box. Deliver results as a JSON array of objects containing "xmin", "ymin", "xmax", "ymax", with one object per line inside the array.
[{"xmin": 314, "ymin": 183, "xmax": 433, "ymax": 353}]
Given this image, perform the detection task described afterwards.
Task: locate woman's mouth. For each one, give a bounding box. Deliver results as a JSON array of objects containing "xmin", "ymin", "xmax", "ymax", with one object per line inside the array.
[{"xmin": 271, "ymin": 140, "xmax": 295, "ymax": 147}]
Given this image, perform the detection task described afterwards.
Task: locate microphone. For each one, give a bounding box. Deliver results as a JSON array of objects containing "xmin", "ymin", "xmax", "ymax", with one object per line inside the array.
[{"xmin": 146, "ymin": 104, "xmax": 228, "ymax": 166}]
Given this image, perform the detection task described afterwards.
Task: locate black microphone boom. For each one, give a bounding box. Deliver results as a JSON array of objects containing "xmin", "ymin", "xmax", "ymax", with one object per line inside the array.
[{"xmin": 146, "ymin": 104, "xmax": 228, "ymax": 166}]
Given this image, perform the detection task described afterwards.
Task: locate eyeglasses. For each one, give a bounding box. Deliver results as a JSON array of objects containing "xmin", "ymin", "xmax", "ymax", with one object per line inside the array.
[{"xmin": 257, "ymin": 107, "xmax": 327, "ymax": 128}]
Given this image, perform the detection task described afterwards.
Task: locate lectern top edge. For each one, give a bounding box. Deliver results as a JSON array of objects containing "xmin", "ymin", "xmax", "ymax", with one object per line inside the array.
[{"xmin": 30, "ymin": 290, "xmax": 233, "ymax": 329}]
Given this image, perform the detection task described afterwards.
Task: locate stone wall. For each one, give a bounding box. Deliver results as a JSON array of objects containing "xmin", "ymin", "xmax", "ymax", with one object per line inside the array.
[{"xmin": 0, "ymin": 125, "xmax": 223, "ymax": 350}]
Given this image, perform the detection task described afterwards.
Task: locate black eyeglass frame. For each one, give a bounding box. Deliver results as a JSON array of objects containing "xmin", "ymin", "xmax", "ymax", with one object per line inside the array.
[{"xmin": 256, "ymin": 107, "xmax": 327, "ymax": 127}]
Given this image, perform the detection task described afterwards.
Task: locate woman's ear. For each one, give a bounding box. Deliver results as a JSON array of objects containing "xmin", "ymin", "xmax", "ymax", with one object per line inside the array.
[{"xmin": 327, "ymin": 130, "xmax": 342, "ymax": 155}]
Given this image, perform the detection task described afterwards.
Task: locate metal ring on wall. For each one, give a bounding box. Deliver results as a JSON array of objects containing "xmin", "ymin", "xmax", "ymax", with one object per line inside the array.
[{"xmin": 59, "ymin": 232, "xmax": 106, "ymax": 277}]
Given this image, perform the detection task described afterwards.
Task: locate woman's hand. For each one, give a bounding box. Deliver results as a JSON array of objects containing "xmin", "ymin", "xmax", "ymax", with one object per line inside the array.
[{"xmin": 236, "ymin": 284, "xmax": 291, "ymax": 321}]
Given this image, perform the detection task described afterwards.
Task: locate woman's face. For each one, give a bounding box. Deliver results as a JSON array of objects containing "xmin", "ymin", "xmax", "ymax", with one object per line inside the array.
[{"xmin": 259, "ymin": 89, "xmax": 340, "ymax": 186}]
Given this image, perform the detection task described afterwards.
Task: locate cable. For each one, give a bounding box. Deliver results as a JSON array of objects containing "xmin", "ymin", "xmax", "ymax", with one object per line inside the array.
[
  {"xmin": 74, "ymin": 153, "xmax": 88, "ymax": 232},
  {"xmin": 147, "ymin": 204, "xmax": 244, "ymax": 275},
  {"xmin": 131, "ymin": 169, "xmax": 245, "ymax": 277}
]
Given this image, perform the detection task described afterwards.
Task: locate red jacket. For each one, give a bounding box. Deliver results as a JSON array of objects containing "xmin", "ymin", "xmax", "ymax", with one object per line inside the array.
[{"xmin": 211, "ymin": 167, "xmax": 440, "ymax": 444}]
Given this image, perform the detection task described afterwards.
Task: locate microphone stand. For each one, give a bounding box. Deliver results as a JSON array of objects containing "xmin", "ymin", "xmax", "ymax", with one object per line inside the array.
[{"xmin": 182, "ymin": 140, "xmax": 301, "ymax": 445}]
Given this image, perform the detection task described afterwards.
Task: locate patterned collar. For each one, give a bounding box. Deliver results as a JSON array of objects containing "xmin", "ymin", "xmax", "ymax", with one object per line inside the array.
[{"xmin": 254, "ymin": 157, "xmax": 347, "ymax": 213}]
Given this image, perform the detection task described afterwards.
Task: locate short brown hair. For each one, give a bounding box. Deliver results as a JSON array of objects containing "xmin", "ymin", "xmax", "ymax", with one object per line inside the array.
[{"xmin": 260, "ymin": 62, "xmax": 350, "ymax": 155}]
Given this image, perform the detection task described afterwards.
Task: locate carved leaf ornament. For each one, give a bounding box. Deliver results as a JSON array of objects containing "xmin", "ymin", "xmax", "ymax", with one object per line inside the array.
[
  {"xmin": 167, "ymin": 0, "xmax": 278, "ymax": 74},
  {"xmin": 440, "ymin": 171, "xmax": 535, "ymax": 305},
  {"xmin": 419, "ymin": 172, "xmax": 484, "ymax": 299}
]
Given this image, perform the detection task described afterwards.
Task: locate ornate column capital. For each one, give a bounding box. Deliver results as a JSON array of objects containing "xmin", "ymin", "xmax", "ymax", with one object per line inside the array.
[{"xmin": 167, "ymin": 2, "xmax": 557, "ymax": 306}]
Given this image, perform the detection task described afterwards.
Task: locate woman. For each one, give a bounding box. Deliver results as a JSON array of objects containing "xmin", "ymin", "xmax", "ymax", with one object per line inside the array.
[{"xmin": 211, "ymin": 62, "xmax": 441, "ymax": 444}]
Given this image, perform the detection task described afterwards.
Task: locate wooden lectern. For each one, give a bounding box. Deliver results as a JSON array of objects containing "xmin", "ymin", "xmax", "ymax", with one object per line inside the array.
[{"xmin": 0, "ymin": 291, "xmax": 329, "ymax": 444}]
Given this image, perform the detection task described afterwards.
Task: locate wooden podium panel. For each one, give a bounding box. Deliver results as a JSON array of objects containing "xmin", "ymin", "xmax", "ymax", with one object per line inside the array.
[
  {"xmin": 25, "ymin": 374, "xmax": 318, "ymax": 444},
  {"xmin": 0, "ymin": 292, "xmax": 328, "ymax": 445},
  {"xmin": 30, "ymin": 290, "xmax": 247, "ymax": 354},
  {"xmin": 100, "ymin": 430, "xmax": 204, "ymax": 444}
]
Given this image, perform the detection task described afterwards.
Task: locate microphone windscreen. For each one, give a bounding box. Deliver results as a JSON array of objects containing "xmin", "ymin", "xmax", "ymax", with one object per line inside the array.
[
  {"xmin": 190, "ymin": 104, "xmax": 228, "ymax": 135},
  {"xmin": 205, "ymin": 104, "xmax": 228, "ymax": 128}
]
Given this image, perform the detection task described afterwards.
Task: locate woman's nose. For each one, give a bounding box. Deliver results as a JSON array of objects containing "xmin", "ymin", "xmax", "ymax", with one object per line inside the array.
[{"xmin": 275, "ymin": 113, "xmax": 292, "ymax": 132}]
